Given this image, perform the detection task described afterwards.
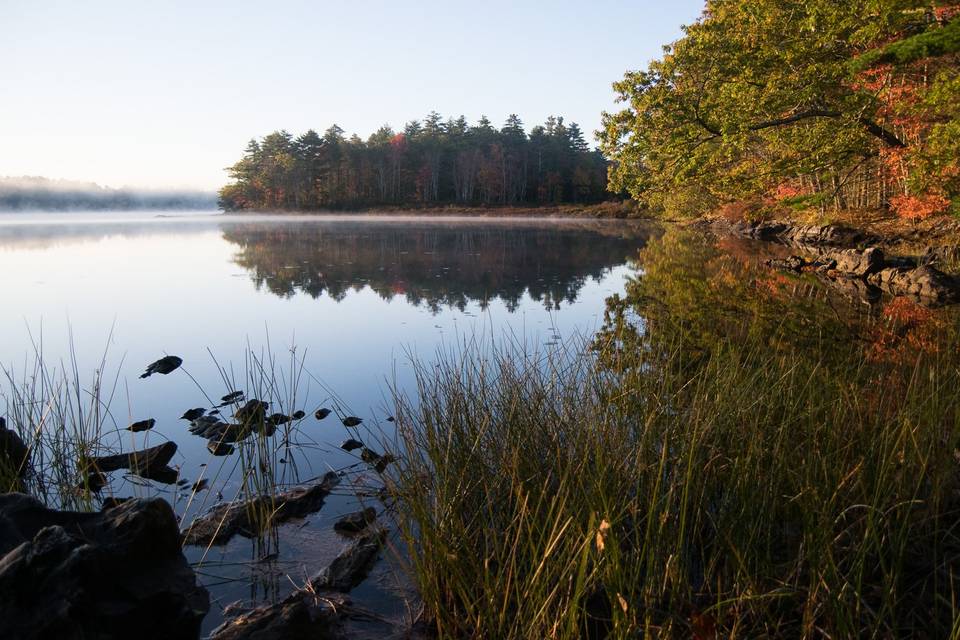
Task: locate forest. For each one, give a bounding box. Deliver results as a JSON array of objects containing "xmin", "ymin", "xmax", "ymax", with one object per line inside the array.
[
  {"xmin": 600, "ymin": 1, "xmax": 960, "ymax": 221},
  {"xmin": 218, "ymin": 114, "xmax": 611, "ymax": 211}
]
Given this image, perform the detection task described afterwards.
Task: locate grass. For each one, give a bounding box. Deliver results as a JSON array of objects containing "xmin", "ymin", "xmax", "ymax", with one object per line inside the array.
[{"xmin": 390, "ymin": 321, "xmax": 960, "ymax": 638}]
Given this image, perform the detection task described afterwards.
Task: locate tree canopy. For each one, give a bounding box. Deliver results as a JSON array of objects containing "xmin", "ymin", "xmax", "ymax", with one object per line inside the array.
[
  {"xmin": 219, "ymin": 114, "xmax": 610, "ymax": 211},
  {"xmin": 599, "ymin": 1, "xmax": 960, "ymax": 220}
]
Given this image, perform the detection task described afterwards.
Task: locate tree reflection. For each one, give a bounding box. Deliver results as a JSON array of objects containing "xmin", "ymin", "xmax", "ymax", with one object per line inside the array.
[{"xmin": 221, "ymin": 220, "xmax": 657, "ymax": 312}]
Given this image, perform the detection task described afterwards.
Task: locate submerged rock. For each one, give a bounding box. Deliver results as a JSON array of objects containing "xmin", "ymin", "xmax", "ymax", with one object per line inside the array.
[
  {"xmin": 339, "ymin": 439, "xmax": 363, "ymax": 452},
  {"xmin": 0, "ymin": 493, "xmax": 209, "ymax": 639},
  {"xmin": 315, "ymin": 407, "xmax": 332, "ymax": 420},
  {"xmin": 183, "ymin": 471, "xmax": 341, "ymax": 546},
  {"xmin": 341, "ymin": 416, "xmax": 362, "ymax": 427},
  {"xmin": 333, "ymin": 507, "xmax": 377, "ymax": 534}
]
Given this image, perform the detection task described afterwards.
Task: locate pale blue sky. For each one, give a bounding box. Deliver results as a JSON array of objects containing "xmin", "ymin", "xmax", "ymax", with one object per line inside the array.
[{"xmin": 0, "ymin": 1, "xmax": 704, "ymax": 190}]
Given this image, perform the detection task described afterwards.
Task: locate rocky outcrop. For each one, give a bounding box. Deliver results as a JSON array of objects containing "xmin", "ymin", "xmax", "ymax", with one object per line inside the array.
[
  {"xmin": 827, "ymin": 247, "xmax": 885, "ymax": 277},
  {"xmin": 726, "ymin": 220, "xmax": 871, "ymax": 248},
  {"xmin": 0, "ymin": 493, "xmax": 209, "ymax": 640},
  {"xmin": 766, "ymin": 247, "xmax": 960, "ymax": 305},
  {"xmin": 183, "ymin": 471, "xmax": 341, "ymax": 546},
  {"xmin": 868, "ymin": 265, "xmax": 960, "ymax": 304}
]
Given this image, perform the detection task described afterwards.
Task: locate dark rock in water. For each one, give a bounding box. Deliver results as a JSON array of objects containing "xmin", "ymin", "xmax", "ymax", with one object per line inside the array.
[
  {"xmin": 126, "ymin": 418, "xmax": 156, "ymax": 433},
  {"xmin": 386, "ymin": 416, "xmax": 395, "ymax": 423},
  {"xmin": 333, "ymin": 507, "xmax": 376, "ymax": 534},
  {"xmin": 826, "ymin": 247, "xmax": 884, "ymax": 277},
  {"xmin": 0, "ymin": 493, "xmax": 209, "ymax": 639},
  {"xmin": 89, "ymin": 441, "xmax": 177, "ymax": 481},
  {"xmin": 191, "ymin": 478, "xmax": 209, "ymax": 492},
  {"xmin": 309, "ymin": 527, "xmax": 385, "ymax": 592},
  {"xmin": 360, "ymin": 447, "xmax": 381, "ymax": 464},
  {"xmin": 180, "ymin": 408, "xmax": 205, "ymax": 421},
  {"xmin": 221, "ymin": 391, "xmax": 245, "ymax": 404},
  {"xmin": 267, "ymin": 413, "xmax": 291, "ymax": 427},
  {"xmin": 339, "ymin": 439, "xmax": 363, "ymax": 452},
  {"xmin": 868, "ymin": 265, "xmax": 960, "ymax": 304},
  {"xmin": 139, "ymin": 355, "xmax": 182, "ymax": 379},
  {"xmin": 183, "ymin": 471, "xmax": 341, "ymax": 546},
  {"xmin": 0, "ymin": 418, "xmax": 29, "ymax": 484},
  {"xmin": 235, "ymin": 400, "xmax": 269, "ymax": 424},
  {"xmin": 209, "ymin": 528, "xmax": 389, "ymax": 639},
  {"xmin": 207, "ymin": 440, "xmax": 235, "ymax": 456},
  {"xmin": 291, "ymin": 410, "xmax": 306, "ymax": 420},
  {"xmin": 342, "ymin": 416, "xmax": 362, "ymax": 427},
  {"xmin": 210, "ymin": 591, "xmax": 351, "ymax": 640},
  {"xmin": 315, "ymin": 407, "xmax": 332, "ymax": 420}
]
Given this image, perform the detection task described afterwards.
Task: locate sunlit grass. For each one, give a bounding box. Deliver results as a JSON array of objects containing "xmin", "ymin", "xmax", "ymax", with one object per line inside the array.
[{"xmin": 390, "ymin": 326, "xmax": 960, "ymax": 638}]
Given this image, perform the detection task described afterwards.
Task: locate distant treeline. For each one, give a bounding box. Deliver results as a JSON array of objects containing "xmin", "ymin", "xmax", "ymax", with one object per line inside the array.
[
  {"xmin": 218, "ymin": 113, "xmax": 612, "ymax": 211},
  {"xmin": 0, "ymin": 177, "xmax": 217, "ymax": 212}
]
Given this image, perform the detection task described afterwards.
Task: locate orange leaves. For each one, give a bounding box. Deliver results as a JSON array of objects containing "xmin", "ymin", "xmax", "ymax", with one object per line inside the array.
[{"xmin": 889, "ymin": 192, "xmax": 951, "ymax": 221}]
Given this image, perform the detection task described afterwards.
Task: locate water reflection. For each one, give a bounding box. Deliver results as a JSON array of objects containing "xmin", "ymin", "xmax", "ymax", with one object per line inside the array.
[{"xmin": 221, "ymin": 219, "xmax": 657, "ymax": 312}]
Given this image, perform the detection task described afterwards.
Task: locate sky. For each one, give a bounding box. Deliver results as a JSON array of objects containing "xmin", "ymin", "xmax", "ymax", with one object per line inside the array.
[{"xmin": 0, "ymin": 0, "xmax": 705, "ymax": 191}]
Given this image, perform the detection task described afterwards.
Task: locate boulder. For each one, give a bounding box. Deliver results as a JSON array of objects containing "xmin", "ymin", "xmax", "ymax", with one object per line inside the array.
[{"xmin": 0, "ymin": 493, "xmax": 209, "ymax": 640}]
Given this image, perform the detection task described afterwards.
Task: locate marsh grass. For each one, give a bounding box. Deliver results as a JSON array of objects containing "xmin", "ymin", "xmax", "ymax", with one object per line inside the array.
[{"xmin": 391, "ymin": 326, "xmax": 960, "ymax": 638}]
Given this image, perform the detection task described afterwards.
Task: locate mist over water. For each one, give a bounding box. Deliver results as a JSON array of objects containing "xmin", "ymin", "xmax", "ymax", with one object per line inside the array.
[{"xmin": 0, "ymin": 176, "xmax": 217, "ymax": 212}]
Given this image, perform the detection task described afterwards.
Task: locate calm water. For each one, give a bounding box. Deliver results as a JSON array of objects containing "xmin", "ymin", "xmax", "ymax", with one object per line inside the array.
[{"xmin": 0, "ymin": 211, "xmax": 658, "ymax": 632}]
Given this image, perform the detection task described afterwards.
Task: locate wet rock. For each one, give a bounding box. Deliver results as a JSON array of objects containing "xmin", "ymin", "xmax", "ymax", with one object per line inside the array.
[
  {"xmin": 126, "ymin": 418, "xmax": 156, "ymax": 433},
  {"xmin": 191, "ymin": 478, "xmax": 209, "ymax": 492},
  {"xmin": 179, "ymin": 408, "xmax": 206, "ymax": 421},
  {"xmin": 341, "ymin": 416, "xmax": 362, "ymax": 427},
  {"xmin": 826, "ymin": 247, "xmax": 884, "ymax": 277},
  {"xmin": 339, "ymin": 439, "xmax": 363, "ymax": 452},
  {"xmin": 0, "ymin": 493, "xmax": 209, "ymax": 639},
  {"xmin": 292, "ymin": 410, "xmax": 306, "ymax": 420},
  {"xmin": 724, "ymin": 219, "xmax": 870, "ymax": 248},
  {"xmin": 868, "ymin": 265, "xmax": 960, "ymax": 304},
  {"xmin": 139, "ymin": 355, "xmax": 182, "ymax": 379},
  {"xmin": 315, "ymin": 407, "xmax": 332, "ymax": 420},
  {"xmin": 88, "ymin": 441, "xmax": 179, "ymax": 484},
  {"xmin": 309, "ymin": 527, "xmax": 385, "ymax": 592},
  {"xmin": 221, "ymin": 391, "xmax": 245, "ymax": 404},
  {"xmin": 210, "ymin": 591, "xmax": 350, "ymax": 640},
  {"xmin": 333, "ymin": 507, "xmax": 377, "ymax": 534},
  {"xmin": 183, "ymin": 471, "xmax": 341, "ymax": 546},
  {"xmin": 235, "ymin": 399, "xmax": 268, "ymax": 421}
]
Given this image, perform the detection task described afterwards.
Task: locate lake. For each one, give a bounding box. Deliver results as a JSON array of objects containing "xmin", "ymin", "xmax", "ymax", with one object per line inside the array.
[
  {"xmin": 0, "ymin": 211, "xmax": 658, "ymax": 633},
  {"xmin": 5, "ymin": 211, "xmax": 958, "ymax": 636}
]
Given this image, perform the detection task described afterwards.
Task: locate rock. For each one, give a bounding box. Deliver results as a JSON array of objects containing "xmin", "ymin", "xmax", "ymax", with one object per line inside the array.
[
  {"xmin": 88, "ymin": 441, "xmax": 179, "ymax": 484},
  {"xmin": 315, "ymin": 408, "xmax": 332, "ymax": 420},
  {"xmin": 139, "ymin": 355, "xmax": 183, "ymax": 379},
  {"xmin": 309, "ymin": 527, "xmax": 385, "ymax": 592},
  {"xmin": 826, "ymin": 247, "xmax": 884, "ymax": 277},
  {"xmin": 333, "ymin": 507, "xmax": 376, "ymax": 534},
  {"xmin": 339, "ymin": 439, "xmax": 363, "ymax": 452},
  {"xmin": 207, "ymin": 440, "xmax": 235, "ymax": 456},
  {"xmin": 868, "ymin": 265, "xmax": 960, "ymax": 304},
  {"xmin": 341, "ymin": 416, "xmax": 362, "ymax": 427},
  {"xmin": 0, "ymin": 418, "xmax": 29, "ymax": 485},
  {"xmin": 0, "ymin": 493, "xmax": 208, "ymax": 639},
  {"xmin": 126, "ymin": 418, "xmax": 156, "ymax": 433},
  {"xmin": 183, "ymin": 471, "xmax": 341, "ymax": 546},
  {"xmin": 210, "ymin": 590, "xmax": 350, "ymax": 640}
]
